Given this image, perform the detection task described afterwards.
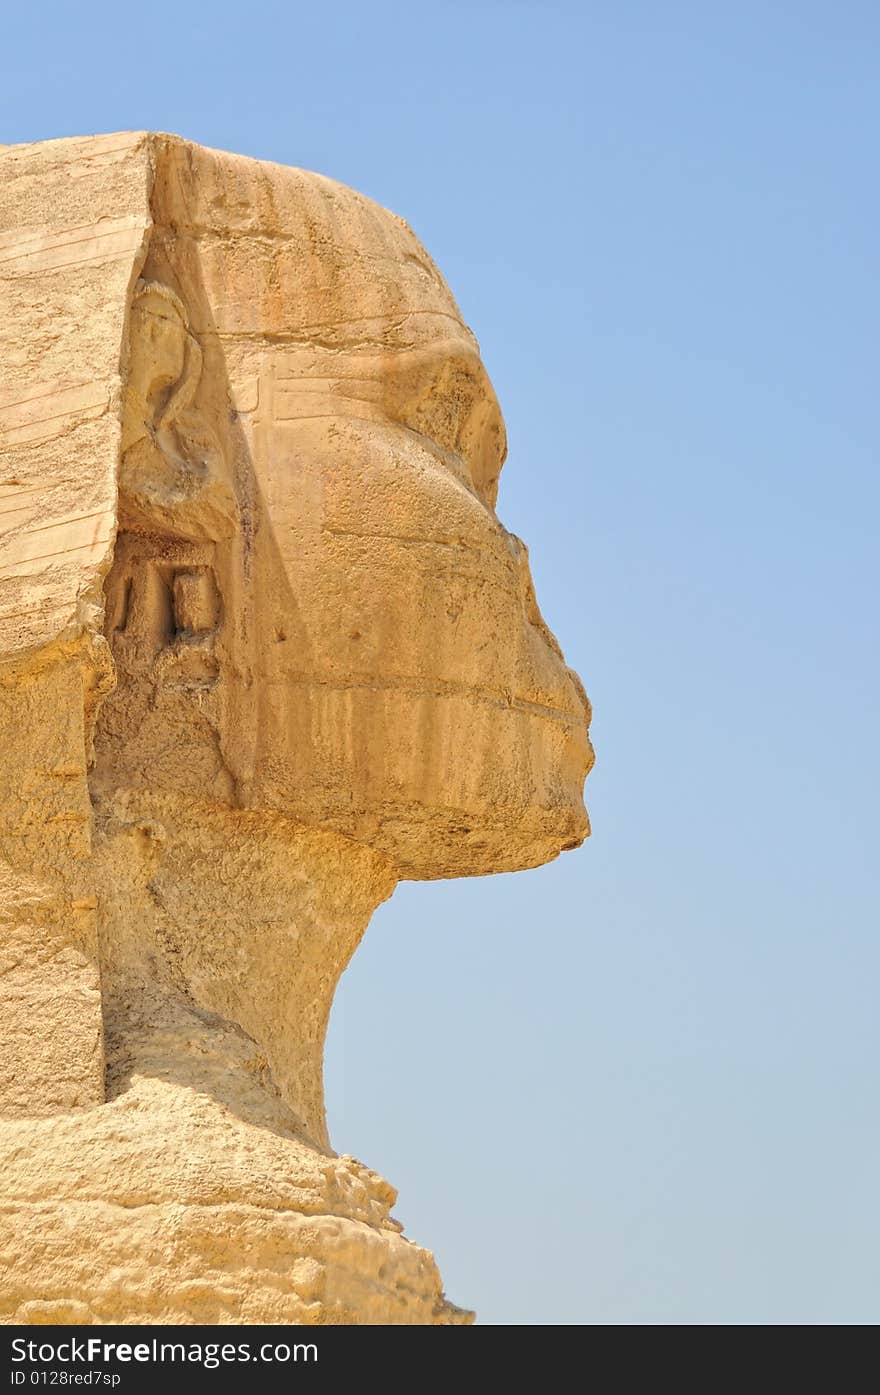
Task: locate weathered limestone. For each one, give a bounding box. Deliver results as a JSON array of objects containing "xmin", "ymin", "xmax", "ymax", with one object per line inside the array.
[{"xmin": 0, "ymin": 133, "xmax": 593, "ymax": 1324}]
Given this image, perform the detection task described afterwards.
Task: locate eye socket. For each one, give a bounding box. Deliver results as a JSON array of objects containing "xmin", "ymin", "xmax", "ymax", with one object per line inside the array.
[{"xmin": 457, "ymin": 389, "xmax": 507, "ymax": 509}]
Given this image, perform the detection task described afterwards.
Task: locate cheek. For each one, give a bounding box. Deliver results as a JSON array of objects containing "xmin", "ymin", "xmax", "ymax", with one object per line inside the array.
[
  {"xmin": 250, "ymin": 424, "xmax": 579, "ymax": 715},
  {"xmin": 255, "ymin": 520, "xmax": 526, "ymax": 698},
  {"xmin": 257, "ymin": 441, "xmax": 524, "ymax": 693},
  {"xmin": 319, "ymin": 424, "xmax": 500, "ymax": 547},
  {"xmin": 337, "ymin": 535, "xmax": 523, "ymax": 688}
]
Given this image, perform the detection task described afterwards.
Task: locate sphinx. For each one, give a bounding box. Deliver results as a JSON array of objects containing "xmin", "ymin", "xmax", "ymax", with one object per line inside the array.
[{"xmin": 0, "ymin": 133, "xmax": 592, "ymax": 1324}]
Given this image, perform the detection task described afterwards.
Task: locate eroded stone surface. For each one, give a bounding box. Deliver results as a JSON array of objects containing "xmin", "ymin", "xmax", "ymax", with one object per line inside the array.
[{"xmin": 0, "ymin": 133, "xmax": 593, "ymax": 1324}]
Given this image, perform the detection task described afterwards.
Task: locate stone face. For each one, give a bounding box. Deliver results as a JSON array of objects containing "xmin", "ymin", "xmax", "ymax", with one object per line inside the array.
[{"xmin": 0, "ymin": 133, "xmax": 593, "ymax": 1324}]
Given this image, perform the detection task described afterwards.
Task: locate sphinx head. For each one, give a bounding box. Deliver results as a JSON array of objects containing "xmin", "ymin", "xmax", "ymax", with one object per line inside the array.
[{"xmin": 93, "ymin": 142, "xmax": 593, "ymax": 878}]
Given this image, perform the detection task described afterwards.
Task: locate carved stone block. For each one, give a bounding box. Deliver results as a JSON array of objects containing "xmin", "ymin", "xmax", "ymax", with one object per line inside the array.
[{"xmin": 0, "ymin": 132, "xmax": 593, "ymax": 1325}]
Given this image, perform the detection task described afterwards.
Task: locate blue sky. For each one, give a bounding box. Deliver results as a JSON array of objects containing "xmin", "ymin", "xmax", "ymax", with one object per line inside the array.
[{"xmin": 4, "ymin": 2, "xmax": 878, "ymax": 1323}]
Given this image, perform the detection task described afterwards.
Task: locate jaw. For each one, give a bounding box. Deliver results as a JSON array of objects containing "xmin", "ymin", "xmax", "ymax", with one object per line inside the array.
[
  {"xmin": 89, "ymin": 788, "xmax": 399, "ymax": 1147},
  {"xmin": 243, "ymin": 680, "xmax": 592, "ymax": 878}
]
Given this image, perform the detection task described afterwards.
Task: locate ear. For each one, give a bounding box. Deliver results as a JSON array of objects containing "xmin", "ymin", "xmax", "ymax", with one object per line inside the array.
[
  {"xmin": 160, "ymin": 330, "xmax": 203, "ymax": 429},
  {"xmin": 120, "ymin": 290, "xmax": 235, "ymax": 542}
]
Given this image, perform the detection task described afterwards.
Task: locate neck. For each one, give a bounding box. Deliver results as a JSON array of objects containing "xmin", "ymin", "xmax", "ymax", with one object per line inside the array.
[{"xmin": 91, "ymin": 788, "xmax": 397, "ymax": 1147}]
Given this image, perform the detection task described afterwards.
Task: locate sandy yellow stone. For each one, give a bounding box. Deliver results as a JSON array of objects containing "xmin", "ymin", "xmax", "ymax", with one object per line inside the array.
[{"xmin": 0, "ymin": 133, "xmax": 593, "ymax": 1324}]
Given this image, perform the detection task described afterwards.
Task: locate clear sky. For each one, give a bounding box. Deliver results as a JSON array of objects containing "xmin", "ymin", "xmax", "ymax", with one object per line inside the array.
[{"xmin": 4, "ymin": 1, "xmax": 878, "ymax": 1325}]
